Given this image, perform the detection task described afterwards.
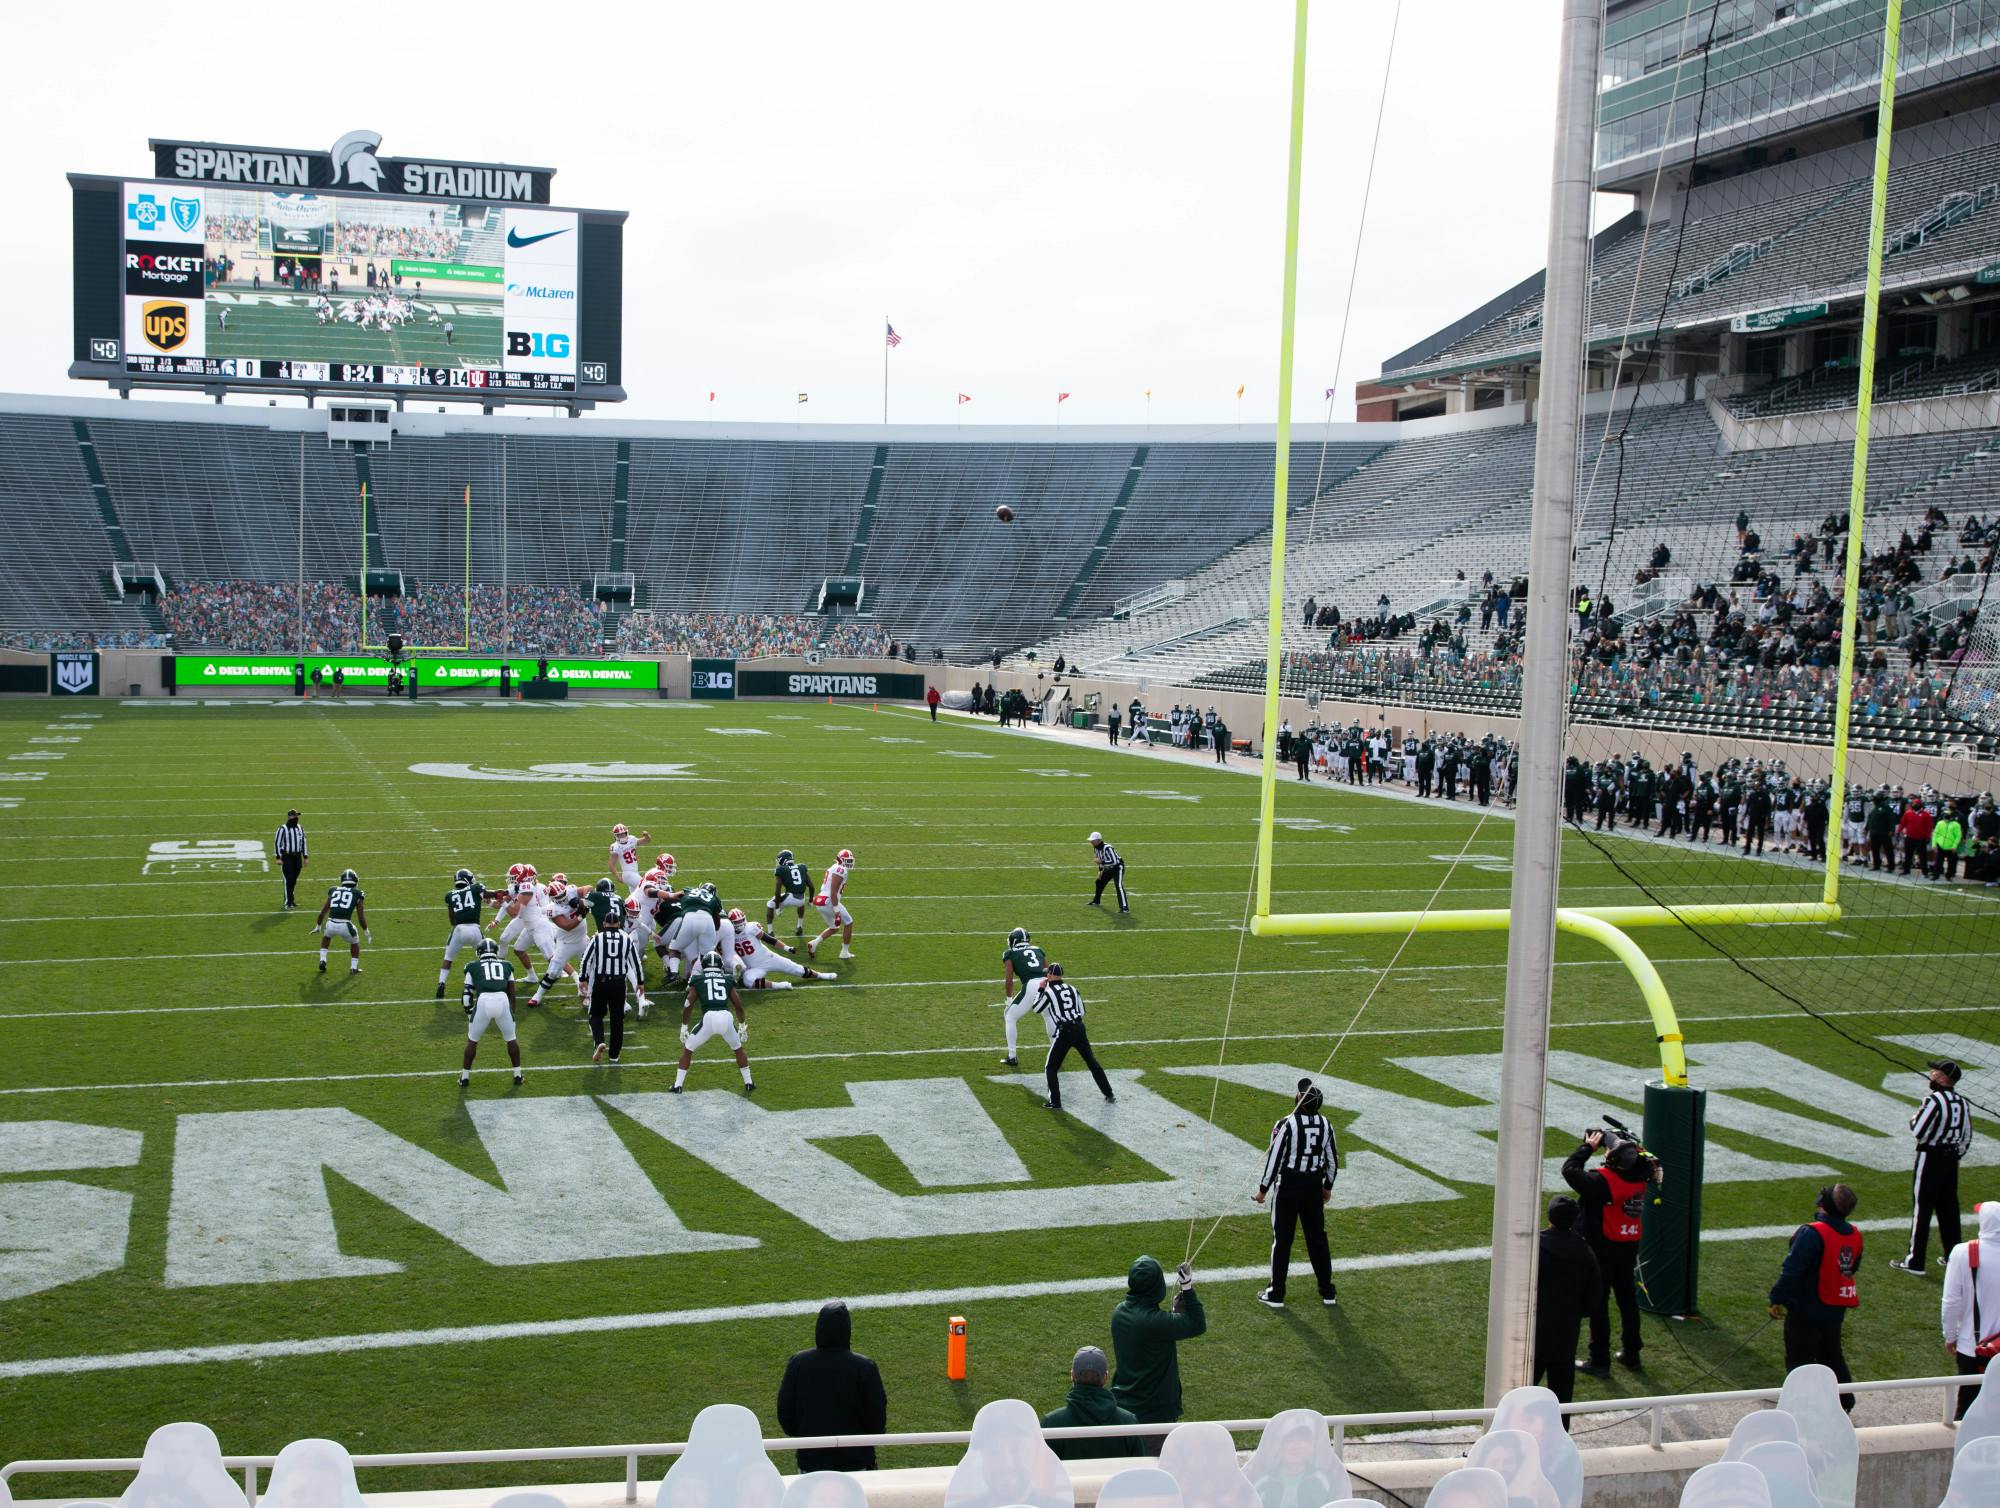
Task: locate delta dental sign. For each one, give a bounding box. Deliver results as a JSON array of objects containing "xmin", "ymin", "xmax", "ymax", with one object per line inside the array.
[{"xmin": 1, "ymin": 1042, "xmax": 1976, "ymax": 1300}]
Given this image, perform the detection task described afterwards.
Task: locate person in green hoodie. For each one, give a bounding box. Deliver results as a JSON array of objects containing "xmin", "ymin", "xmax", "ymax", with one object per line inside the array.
[
  {"xmin": 1039, "ymin": 1345, "xmax": 1141, "ymax": 1462},
  {"xmin": 1934, "ymin": 805, "xmax": 1965, "ymax": 882},
  {"xmin": 1110, "ymin": 1255, "xmax": 1206, "ymax": 1454}
]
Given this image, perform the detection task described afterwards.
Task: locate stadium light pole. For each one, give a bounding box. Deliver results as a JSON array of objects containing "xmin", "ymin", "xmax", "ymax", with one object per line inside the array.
[{"xmin": 1484, "ymin": 0, "xmax": 1599, "ymax": 1406}]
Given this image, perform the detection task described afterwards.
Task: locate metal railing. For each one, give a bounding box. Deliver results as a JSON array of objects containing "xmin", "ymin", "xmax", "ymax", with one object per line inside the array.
[
  {"xmin": 3, "ymin": 1372, "xmax": 1984, "ymax": 1505},
  {"xmin": 1110, "ymin": 580, "xmax": 1187, "ymax": 620}
]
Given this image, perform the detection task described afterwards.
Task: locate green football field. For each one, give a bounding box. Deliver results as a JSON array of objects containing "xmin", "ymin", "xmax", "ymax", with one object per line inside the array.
[
  {"xmin": 206, "ymin": 290, "xmax": 504, "ymax": 369},
  {"xmin": 2, "ymin": 697, "xmax": 1996, "ymax": 1494}
]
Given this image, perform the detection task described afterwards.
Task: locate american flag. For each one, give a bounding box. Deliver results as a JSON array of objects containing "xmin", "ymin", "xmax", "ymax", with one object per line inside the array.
[{"xmin": 885, "ymin": 322, "xmax": 902, "ymax": 348}]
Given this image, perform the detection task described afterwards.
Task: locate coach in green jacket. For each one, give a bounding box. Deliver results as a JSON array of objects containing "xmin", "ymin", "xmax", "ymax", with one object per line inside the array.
[{"xmin": 1110, "ymin": 1255, "xmax": 1207, "ymax": 1454}]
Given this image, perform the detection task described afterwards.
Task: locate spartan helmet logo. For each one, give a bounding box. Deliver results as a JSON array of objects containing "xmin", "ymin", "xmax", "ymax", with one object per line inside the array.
[{"xmin": 330, "ymin": 130, "xmax": 385, "ymax": 190}]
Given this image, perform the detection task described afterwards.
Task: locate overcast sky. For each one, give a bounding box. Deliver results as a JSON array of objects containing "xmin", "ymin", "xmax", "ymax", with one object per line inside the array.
[{"xmin": 2, "ymin": 1, "xmax": 1594, "ymax": 426}]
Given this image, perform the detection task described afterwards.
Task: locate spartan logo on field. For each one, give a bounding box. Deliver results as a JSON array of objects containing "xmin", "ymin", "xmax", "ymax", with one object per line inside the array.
[
  {"xmin": 408, "ymin": 761, "xmax": 716, "ymax": 784},
  {"xmin": 140, "ymin": 301, "xmax": 190, "ymax": 353},
  {"xmin": 330, "ymin": 130, "xmax": 385, "ymax": 190}
]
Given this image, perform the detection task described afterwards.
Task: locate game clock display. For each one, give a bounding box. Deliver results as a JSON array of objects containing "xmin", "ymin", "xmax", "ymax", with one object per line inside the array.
[{"xmin": 119, "ymin": 180, "xmax": 582, "ymax": 394}]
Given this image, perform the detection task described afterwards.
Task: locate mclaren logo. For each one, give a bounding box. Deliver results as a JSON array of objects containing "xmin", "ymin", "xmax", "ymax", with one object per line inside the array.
[
  {"xmin": 141, "ymin": 301, "xmax": 190, "ymax": 352},
  {"xmin": 330, "ymin": 130, "xmax": 385, "ymax": 190}
]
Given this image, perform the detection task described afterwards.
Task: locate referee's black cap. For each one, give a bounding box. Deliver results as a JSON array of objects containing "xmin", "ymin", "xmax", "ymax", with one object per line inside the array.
[
  {"xmin": 1045, "ymin": 961, "xmax": 1064, "ymax": 978},
  {"xmin": 1929, "ymin": 1059, "xmax": 1963, "ymax": 1083},
  {"xmin": 286, "ymin": 808, "xmax": 300, "ymax": 819}
]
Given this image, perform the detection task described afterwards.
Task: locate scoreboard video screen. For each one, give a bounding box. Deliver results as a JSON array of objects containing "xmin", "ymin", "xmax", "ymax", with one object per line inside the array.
[{"xmin": 71, "ymin": 136, "xmax": 625, "ymax": 404}]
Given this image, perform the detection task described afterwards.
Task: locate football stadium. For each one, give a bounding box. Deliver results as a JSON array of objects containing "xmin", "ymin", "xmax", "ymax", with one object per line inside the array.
[{"xmin": 5, "ymin": 5, "xmax": 2000, "ymax": 1507}]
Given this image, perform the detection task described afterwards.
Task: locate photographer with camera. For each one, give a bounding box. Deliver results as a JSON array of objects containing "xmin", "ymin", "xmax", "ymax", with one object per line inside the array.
[
  {"xmin": 1769, "ymin": 1183, "xmax": 1862, "ymax": 1413},
  {"xmin": 1563, "ymin": 1118, "xmax": 1662, "ymax": 1378}
]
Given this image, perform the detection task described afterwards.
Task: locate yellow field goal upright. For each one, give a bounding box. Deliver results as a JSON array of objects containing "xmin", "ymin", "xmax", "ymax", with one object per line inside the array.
[
  {"xmin": 1240, "ymin": 0, "xmax": 1905, "ymax": 1090},
  {"xmin": 357, "ymin": 483, "xmax": 476, "ymax": 654}
]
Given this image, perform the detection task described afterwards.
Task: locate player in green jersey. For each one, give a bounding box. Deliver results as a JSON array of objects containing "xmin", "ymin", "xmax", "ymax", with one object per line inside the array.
[
  {"xmin": 314, "ymin": 867, "xmax": 369, "ymax": 975},
  {"xmin": 672, "ymin": 950, "xmax": 753, "ymax": 1094},
  {"xmin": 460, "ymin": 939, "xmax": 523, "ymax": 1087},
  {"xmin": 767, "ymin": 849, "xmax": 812, "ymax": 937},
  {"xmin": 586, "ymin": 877, "xmax": 623, "ymax": 933},
  {"xmin": 437, "ymin": 867, "xmax": 488, "ymax": 998},
  {"xmin": 1000, "ymin": 926, "xmax": 1053, "ymax": 1067}
]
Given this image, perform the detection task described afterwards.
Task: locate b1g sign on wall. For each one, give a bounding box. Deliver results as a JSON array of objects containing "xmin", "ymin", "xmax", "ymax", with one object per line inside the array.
[
  {"xmin": 735, "ymin": 669, "xmax": 927, "ymax": 700},
  {"xmin": 689, "ymin": 658, "xmax": 736, "ymax": 700},
  {"xmin": 50, "ymin": 653, "xmax": 99, "ymax": 696}
]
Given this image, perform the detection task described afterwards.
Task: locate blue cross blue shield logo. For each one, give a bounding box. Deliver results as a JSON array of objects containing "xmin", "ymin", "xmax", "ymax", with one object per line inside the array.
[
  {"xmin": 126, "ymin": 193, "xmax": 164, "ymax": 231},
  {"xmin": 170, "ymin": 197, "xmax": 201, "ymax": 234}
]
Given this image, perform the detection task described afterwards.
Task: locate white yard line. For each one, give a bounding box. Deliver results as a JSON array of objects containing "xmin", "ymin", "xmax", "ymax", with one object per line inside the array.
[
  {"xmin": 0, "ymin": 1216, "xmax": 1932, "ymax": 1381},
  {"xmin": 3, "ymin": 992, "xmax": 1995, "ymax": 1086}
]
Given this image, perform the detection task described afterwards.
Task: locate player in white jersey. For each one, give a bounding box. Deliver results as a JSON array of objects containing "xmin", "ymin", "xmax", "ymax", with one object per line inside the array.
[
  {"xmin": 626, "ymin": 872, "xmax": 666, "ymax": 954},
  {"xmin": 608, "ymin": 823, "xmax": 652, "ymax": 890},
  {"xmin": 726, "ymin": 908, "xmax": 836, "ymax": 988},
  {"xmin": 527, "ymin": 876, "xmax": 590, "ymax": 1007},
  {"xmin": 493, "ymin": 863, "xmax": 549, "ymax": 972},
  {"xmin": 807, "ymin": 848, "xmax": 857, "ymax": 962}
]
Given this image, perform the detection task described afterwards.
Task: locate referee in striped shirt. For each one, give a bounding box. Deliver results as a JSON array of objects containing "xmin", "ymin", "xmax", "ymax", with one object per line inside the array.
[
  {"xmin": 274, "ymin": 809, "xmax": 308, "ymax": 910},
  {"xmin": 1088, "ymin": 832, "xmax": 1130, "ymax": 914},
  {"xmin": 1254, "ymin": 1079, "xmax": 1340, "ymax": 1309},
  {"xmin": 1035, "ymin": 963, "xmax": 1115, "ymax": 1111},
  {"xmin": 579, "ymin": 917, "xmax": 643, "ymax": 1065},
  {"xmin": 1893, "ymin": 1059, "xmax": 1973, "ymax": 1274}
]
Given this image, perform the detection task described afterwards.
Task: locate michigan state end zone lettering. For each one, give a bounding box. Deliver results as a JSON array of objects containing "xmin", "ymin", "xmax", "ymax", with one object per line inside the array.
[
  {"xmin": 5, "ymin": 1041, "xmax": 1992, "ymax": 1299},
  {"xmin": 735, "ymin": 670, "xmax": 928, "ymax": 700}
]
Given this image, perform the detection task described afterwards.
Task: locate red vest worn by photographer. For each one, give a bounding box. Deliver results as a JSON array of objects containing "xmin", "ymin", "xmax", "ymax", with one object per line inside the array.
[
  {"xmin": 1598, "ymin": 1165, "xmax": 1648, "ymax": 1243},
  {"xmin": 1811, "ymin": 1220, "xmax": 1862, "ymax": 1307}
]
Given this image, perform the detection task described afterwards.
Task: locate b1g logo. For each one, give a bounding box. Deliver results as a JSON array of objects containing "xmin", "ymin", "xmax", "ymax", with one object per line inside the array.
[
  {"xmin": 507, "ymin": 330, "xmax": 571, "ymax": 359},
  {"xmin": 690, "ymin": 670, "xmax": 734, "ymax": 690},
  {"xmin": 141, "ymin": 301, "xmax": 190, "ymax": 352}
]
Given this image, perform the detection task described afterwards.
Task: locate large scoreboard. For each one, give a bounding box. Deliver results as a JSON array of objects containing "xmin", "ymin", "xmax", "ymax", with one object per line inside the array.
[{"xmin": 71, "ymin": 133, "xmax": 625, "ymax": 405}]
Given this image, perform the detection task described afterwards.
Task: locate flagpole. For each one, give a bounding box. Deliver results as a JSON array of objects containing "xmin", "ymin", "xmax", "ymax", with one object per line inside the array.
[{"xmin": 883, "ymin": 315, "xmax": 889, "ymax": 425}]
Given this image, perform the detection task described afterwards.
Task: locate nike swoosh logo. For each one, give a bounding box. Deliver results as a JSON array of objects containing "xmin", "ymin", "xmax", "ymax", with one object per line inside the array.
[{"xmin": 507, "ymin": 227, "xmax": 568, "ymax": 248}]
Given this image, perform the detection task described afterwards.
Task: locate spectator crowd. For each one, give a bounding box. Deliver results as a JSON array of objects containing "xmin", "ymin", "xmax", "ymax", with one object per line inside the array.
[{"xmin": 617, "ymin": 611, "xmax": 893, "ymax": 659}]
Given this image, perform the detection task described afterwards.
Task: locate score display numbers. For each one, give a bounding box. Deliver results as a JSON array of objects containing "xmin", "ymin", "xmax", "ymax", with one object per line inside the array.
[{"xmin": 120, "ymin": 181, "xmax": 581, "ymax": 395}]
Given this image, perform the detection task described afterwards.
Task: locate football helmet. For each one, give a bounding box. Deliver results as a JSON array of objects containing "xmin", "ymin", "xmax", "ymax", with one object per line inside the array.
[
  {"xmin": 837, "ymin": 848, "xmax": 855, "ymax": 867},
  {"xmin": 657, "ymin": 853, "xmax": 677, "ymax": 877},
  {"xmin": 594, "ymin": 877, "xmax": 615, "ymax": 896},
  {"xmin": 455, "ymin": 867, "xmax": 473, "ymax": 885},
  {"xmin": 613, "ymin": 823, "xmax": 630, "ymax": 839},
  {"xmin": 1008, "ymin": 927, "xmax": 1029, "ymax": 947},
  {"xmin": 477, "ymin": 937, "xmax": 500, "ymax": 958},
  {"xmin": 624, "ymin": 897, "xmax": 641, "ymax": 917},
  {"xmin": 519, "ymin": 863, "xmax": 538, "ymax": 879},
  {"xmin": 544, "ymin": 879, "xmax": 568, "ymax": 901},
  {"xmin": 701, "ymin": 950, "xmax": 725, "ymax": 972},
  {"xmin": 776, "ymin": 849, "xmax": 794, "ymax": 866},
  {"xmin": 643, "ymin": 866, "xmax": 665, "ymax": 885},
  {"xmin": 507, "ymin": 862, "xmax": 527, "ymax": 883},
  {"xmin": 340, "ymin": 868, "xmax": 359, "ymax": 885},
  {"xmin": 727, "ymin": 907, "xmax": 747, "ymax": 925},
  {"xmin": 551, "ymin": 872, "xmax": 568, "ymax": 886}
]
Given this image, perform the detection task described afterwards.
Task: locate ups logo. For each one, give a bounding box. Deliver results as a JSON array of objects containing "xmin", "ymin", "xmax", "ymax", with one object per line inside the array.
[{"xmin": 142, "ymin": 300, "xmax": 190, "ymax": 352}]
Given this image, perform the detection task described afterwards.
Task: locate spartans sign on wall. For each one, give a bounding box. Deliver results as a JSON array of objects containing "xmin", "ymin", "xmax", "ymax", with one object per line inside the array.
[
  {"xmin": 50, "ymin": 653, "xmax": 99, "ymax": 696},
  {"xmin": 735, "ymin": 670, "xmax": 927, "ymax": 700}
]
